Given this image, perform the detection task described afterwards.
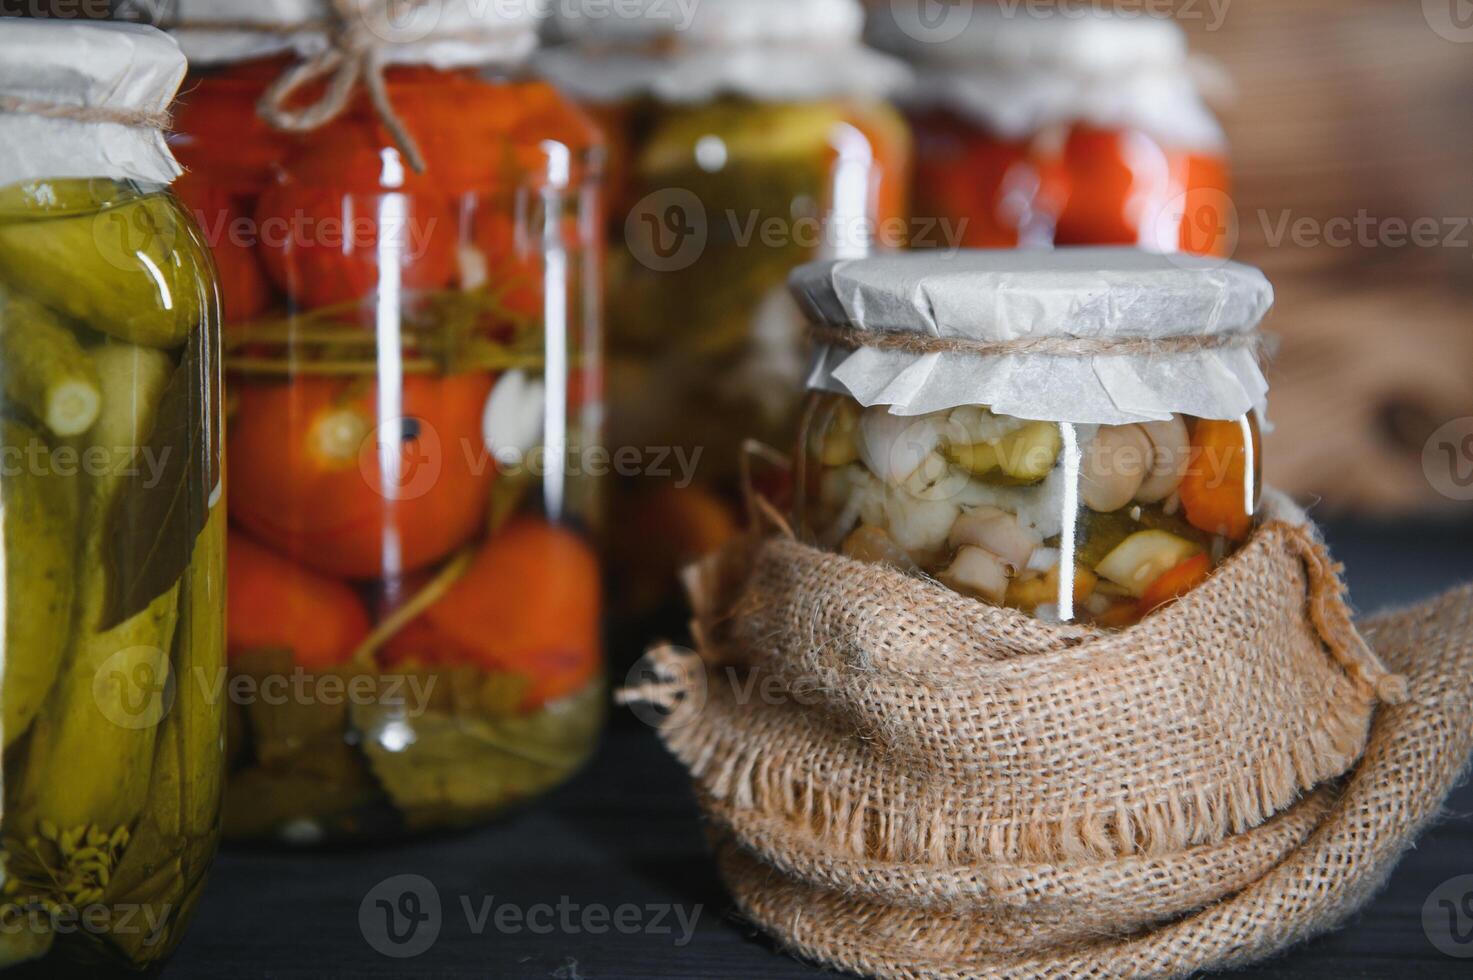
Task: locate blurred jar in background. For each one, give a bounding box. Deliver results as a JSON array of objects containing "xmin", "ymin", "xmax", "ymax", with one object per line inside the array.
[
  {"xmin": 537, "ymin": 0, "xmax": 913, "ymax": 617},
  {"xmin": 869, "ymin": 3, "xmax": 1230, "ymax": 255},
  {"xmin": 168, "ymin": 0, "xmax": 606, "ymax": 844}
]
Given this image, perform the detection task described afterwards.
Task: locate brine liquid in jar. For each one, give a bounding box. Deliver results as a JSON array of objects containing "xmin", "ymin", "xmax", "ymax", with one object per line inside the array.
[
  {"xmin": 799, "ymin": 395, "xmax": 1261, "ymax": 628},
  {"xmin": 0, "ymin": 176, "xmax": 224, "ymax": 971},
  {"xmin": 172, "ymin": 60, "xmax": 606, "ymax": 843}
]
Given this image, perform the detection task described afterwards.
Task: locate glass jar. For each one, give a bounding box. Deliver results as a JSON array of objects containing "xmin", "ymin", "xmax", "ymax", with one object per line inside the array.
[
  {"xmin": 538, "ymin": 0, "xmax": 913, "ymax": 615},
  {"xmin": 790, "ymin": 249, "xmax": 1273, "ymax": 628},
  {"xmin": 0, "ymin": 22, "xmax": 223, "ymax": 973},
  {"xmin": 870, "ymin": 5, "xmax": 1231, "ymax": 256},
  {"xmin": 170, "ymin": 51, "xmax": 606, "ymax": 839}
]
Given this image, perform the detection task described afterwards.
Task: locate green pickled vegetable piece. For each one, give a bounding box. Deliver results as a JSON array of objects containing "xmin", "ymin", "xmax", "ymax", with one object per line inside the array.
[
  {"xmin": 13, "ymin": 342, "xmax": 177, "ymax": 840},
  {"xmin": 0, "ymin": 420, "xmax": 77, "ymax": 748},
  {"xmin": 104, "ymin": 509, "xmax": 224, "ymax": 966},
  {"xmin": 353, "ymin": 676, "xmax": 603, "ymax": 829},
  {"xmin": 639, "ymin": 101, "xmax": 853, "ymax": 174},
  {"xmin": 0, "ymin": 294, "xmax": 101, "ymax": 436},
  {"xmin": 0, "ymin": 194, "xmax": 209, "ymax": 349}
]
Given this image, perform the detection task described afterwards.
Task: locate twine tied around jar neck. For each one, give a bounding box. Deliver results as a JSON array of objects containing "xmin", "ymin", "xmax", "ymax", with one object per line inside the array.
[
  {"xmin": 0, "ymin": 96, "xmax": 172, "ymax": 131},
  {"xmin": 256, "ymin": 0, "xmax": 431, "ymax": 172},
  {"xmin": 808, "ymin": 323, "xmax": 1272, "ymax": 360},
  {"xmin": 162, "ymin": 0, "xmax": 525, "ymax": 174}
]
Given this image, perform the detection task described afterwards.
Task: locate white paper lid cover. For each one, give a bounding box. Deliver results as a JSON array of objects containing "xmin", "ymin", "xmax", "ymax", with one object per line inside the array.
[
  {"xmin": 794, "ymin": 248, "xmax": 1273, "ymax": 427},
  {"xmin": 871, "ymin": 3, "xmax": 1188, "ymax": 73},
  {"xmin": 869, "ymin": 5, "xmax": 1221, "ymax": 150},
  {"xmin": 537, "ymin": 0, "xmax": 910, "ymax": 103},
  {"xmin": 168, "ymin": 0, "xmax": 543, "ymax": 68},
  {"xmin": 0, "ymin": 19, "xmax": 184, "ymax": 189}
]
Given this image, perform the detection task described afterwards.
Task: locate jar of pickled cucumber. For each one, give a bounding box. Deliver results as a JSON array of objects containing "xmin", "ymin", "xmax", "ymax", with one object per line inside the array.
[
  {"xmin": 167, "ymin": 1, "xmax": 605, "ymax": 843},
  {"xmin": 0, "ymin": 21, "xmax": 224, "ymax": 973},
  {"xmin": 869, "ymin": 4, "xmax": 1230, "ymax": 255},
  {"xmin": 791, "ymin": 249, "xmax": 1272, "ymax": 628},
  {"xmin": 537, "ymin": 0, "xmax": 913, "ymax": 615}
]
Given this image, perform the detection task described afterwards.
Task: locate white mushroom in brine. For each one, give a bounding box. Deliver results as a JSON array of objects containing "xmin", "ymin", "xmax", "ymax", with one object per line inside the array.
[
  {"xmin": 1079, "ymin": 424, "xmax": 1153, "ymax": 512},
  {"xmin": 842, "ymin": 526, "xmax": 920, "ymax": 572},
  {"xmin": 1135, "ymin": 415, "xmax": 1191, "ymax": 504},
  {"xmin": 948, "ymin": 506, "xmax": 1042, "ymax": 571}
]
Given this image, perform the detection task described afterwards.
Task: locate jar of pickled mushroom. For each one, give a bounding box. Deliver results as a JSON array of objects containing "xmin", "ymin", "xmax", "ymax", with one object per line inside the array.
[
  {"xmin": 537, "ymin": 0, "xmax": 913, "ymax": 615},
  {"xmin": 868, "ymin": 4, "xmax": 1230, "ymax": 255},
  {"xmin": 166, "ymin": 0, "xmax": 605, "ymax": 843},
  {"xmin": 0, "ymin": 21, "xmax": 224, "ymax": 973},
  {"xmin": 792, "ymin": 249, "xmax": 1272, "ymax": 628}
]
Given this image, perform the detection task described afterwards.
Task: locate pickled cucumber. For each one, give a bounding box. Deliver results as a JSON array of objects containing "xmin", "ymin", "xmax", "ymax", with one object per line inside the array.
[
  {"xmin": 0, "ymin": 295, "xmax": 102, "ymax": 436},
  {"xmin": 13, "ymin": 342, "xmax": 177, "ymax": 839},
  {"xmin": 105, "ymin": 511, "xmax": 223, "ymax": 966},
  {"xmin": 0, "ymin": 194, "xmax": 209, "ymax": 349},
  {"xmin": 0, "ymin": 420, "xmax": 77, "ymax": 748}
]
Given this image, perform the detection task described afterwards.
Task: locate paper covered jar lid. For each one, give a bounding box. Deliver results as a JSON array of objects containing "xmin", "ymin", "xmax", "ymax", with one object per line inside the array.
[
  {"xmin": 0, "ymin": 19, "xmax": 185, "ymax": 188},
  {"xmin": 167, "ymin": 0, "xmax": 542, "ymax": 69},
  {"xmin": 536, "ymin": 0, "xmax": 910, "ymax": 104},
  {"xmin": 794, "ymin": 248, "xmax": 1273, "ymax": 427}
]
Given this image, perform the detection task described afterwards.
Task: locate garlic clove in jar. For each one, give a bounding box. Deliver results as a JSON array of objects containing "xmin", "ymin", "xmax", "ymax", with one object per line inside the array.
[
  {"xmin": 1094, "ymin": 530, "xmax": 1203, "ymax": 597},
  {"xmin": 859, "ymin": 406, "xmax": 943, "ymax": 486},
  {"xmin": 483, "ymin": 369, "xmax": 546, "ymax": 467},
  {"xmin": 1135, "ymin": 415, "xmax": 1191, "ymax": 504},
  {"xmin": 948, "ymin": 506, "xmax": 1042, "ymax": 570},
  {"xmin": 1080, "ymin": 424, "xmax": 1153, "ymax": 512},
  {"xmin": 940, "ymin": 546, "xmax": 1012, "ymax": 604}
]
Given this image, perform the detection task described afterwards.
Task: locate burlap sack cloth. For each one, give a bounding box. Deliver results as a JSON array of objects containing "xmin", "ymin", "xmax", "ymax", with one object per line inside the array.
[{"xmin": 621, "ymin": 492, "xmax": 1473, "ymax": 979}]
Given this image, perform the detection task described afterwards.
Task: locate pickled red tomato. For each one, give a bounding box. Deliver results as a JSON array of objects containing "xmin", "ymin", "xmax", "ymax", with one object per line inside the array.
[
  {"xmin": 228, "ymin": 373, "xmax": 494, "ymax": 578},
  {"xmin": 226, "ymin": 531, "xmax": 371, "ymax": 670},
  {"xmin": 255, "ymin": 137, "xmax": 458, "ymax": 312},
  {"xmin": 1054, "ymin": 126, "xmax": 1231, "ymax": 256},
  {"xmin": 384, "ymin": 519, "xmax": 602, "ymax": 709}
]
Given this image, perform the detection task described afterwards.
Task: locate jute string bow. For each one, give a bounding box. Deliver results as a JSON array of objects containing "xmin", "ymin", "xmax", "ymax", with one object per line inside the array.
[{"xmin": 256, "ymin": 0, "xmax": 432, "ymax": 172}]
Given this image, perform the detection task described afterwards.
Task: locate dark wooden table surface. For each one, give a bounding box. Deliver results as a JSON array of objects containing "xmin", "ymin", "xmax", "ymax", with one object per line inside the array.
[{"xmin": 171, "ymin": 516, "xmax": 1473, "ymax": 979}]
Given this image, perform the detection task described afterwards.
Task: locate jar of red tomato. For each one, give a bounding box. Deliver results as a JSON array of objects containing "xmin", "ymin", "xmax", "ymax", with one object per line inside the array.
[
  {"xmin": 168, "ymin": 0, "xmax": 606, "ymax": 843},
  {"xmin": 537, "ymin": 0, "xmax": 913, "ymax": 616},
  {"xmin": 869, "ymin": 4, "xmax": 1231, "ymax": 256}
]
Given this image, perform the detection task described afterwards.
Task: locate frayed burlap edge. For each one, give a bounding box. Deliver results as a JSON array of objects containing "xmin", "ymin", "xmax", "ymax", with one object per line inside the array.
[
  {"xmin": 702, "ymin": 785, "xmax": 1336, "ymax": 915},
  {"xmin": 713, "ymin": 586, "xmax": 1473, "ymax": 980}
]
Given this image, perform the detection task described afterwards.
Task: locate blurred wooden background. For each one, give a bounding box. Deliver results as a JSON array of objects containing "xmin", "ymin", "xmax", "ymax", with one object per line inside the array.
[
  {"xmin": 1182, "ymin": 0, "xmax": 1473, "ymax": 514},
  {"xmin": 877, "ymin": 0, "xmax": 1473, "ymax": 514},
  {"xmin": 24, "ymin": 0, "xmax": 1473, "ymax": 512}
]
